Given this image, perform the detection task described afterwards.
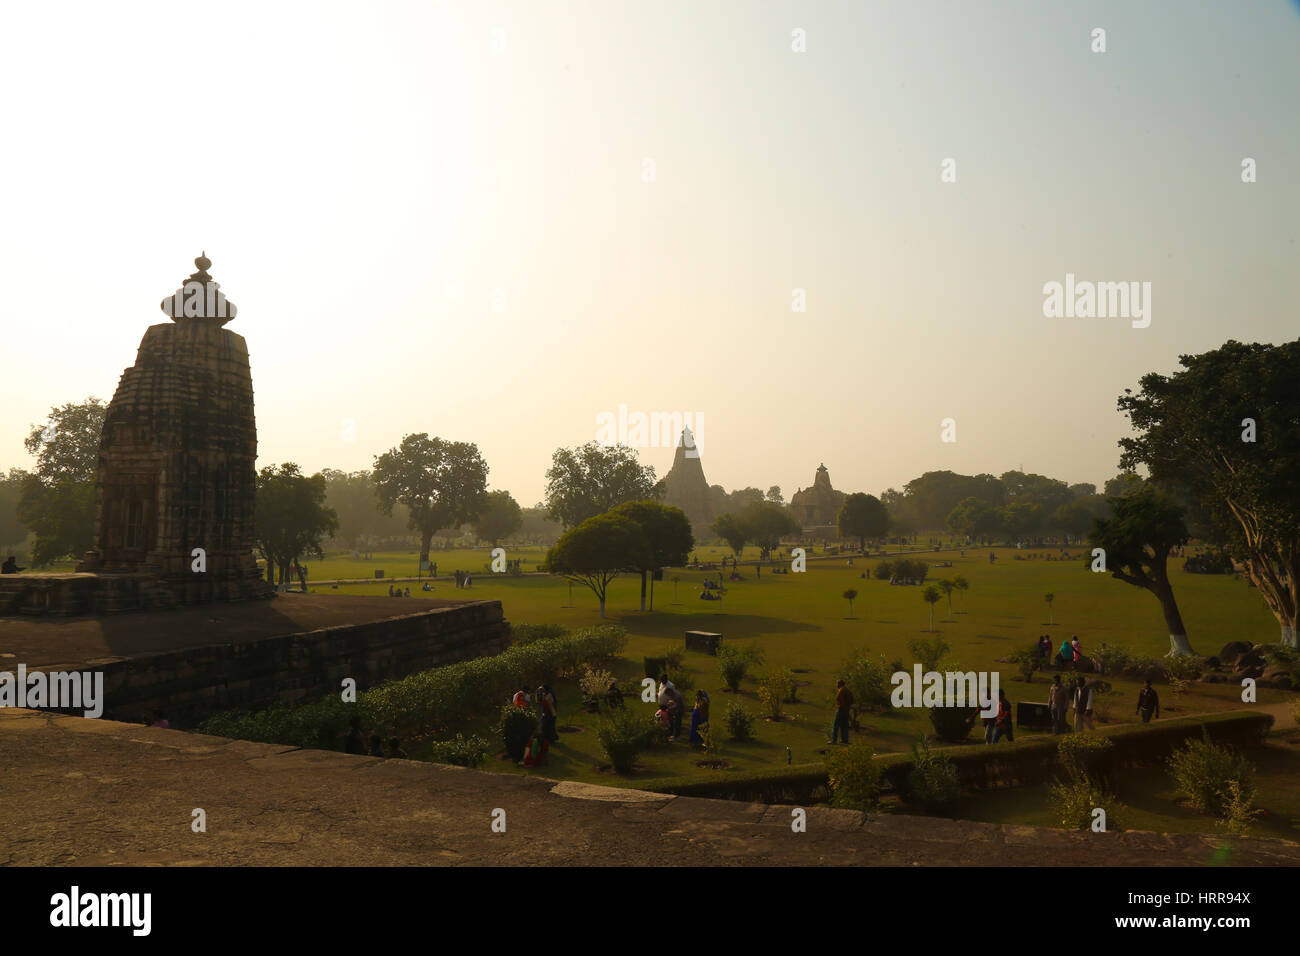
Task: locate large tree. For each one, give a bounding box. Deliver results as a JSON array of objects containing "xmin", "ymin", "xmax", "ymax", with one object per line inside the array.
[
  {"xmin": 740, "ymin": 499, "xmax": 800, "ymax": 561},
  {"xmin": 837, "ymin": 492, "xmax": 889, "ymax": 551},
  {"xmin": 946, "ymin": 496, "xmax": 1002, "ymax": 541},
  {"xmin": 546, "ymin": 512, "xmax": 650, "ymax": 617},
  {"xmin": 1087, "ymin": 487, "xmax": 1193, "ymax": 656},
  {"xmin": 255, "ymin": 464, "xmax": 339, "ymax": 585},
  {"xmin": 543, "ymin": 442, "xmax": 658, "ymax": 529},
  {"xmin": 711, "ymin": 512, "xmax": 748, "ymax": 558},
  {"xmin": 373, "ymin": 434, "xmax": 489, "ymax": 567},
  {"xmin": 17, "ymin": 397, "xmax": 106, "ymax": 566},
  {"xmin": 320, "ymin": 469, "xmax": 409, "ymax": 550},
  {"xmin": 473, "ymin": 489, "xmax": 523, "ymax": 548},
  {"xmin": 1118, "ymin": 339, "xmax": 1300, "ymax": 648},
  {"xmin": 610, "ymin": 500, "xmax": 693, "ymax": 611}
]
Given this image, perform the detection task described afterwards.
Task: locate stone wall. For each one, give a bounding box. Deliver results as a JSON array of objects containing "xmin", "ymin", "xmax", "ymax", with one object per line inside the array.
[{"xmin": 78, "ymin": 600, "xmax": 508, "ymax": 725}]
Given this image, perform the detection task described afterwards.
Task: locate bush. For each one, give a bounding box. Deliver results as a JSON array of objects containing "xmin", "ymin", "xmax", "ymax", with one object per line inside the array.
[
  {"xmin": 1047, "ymin": 777, "xmax": 1124, "ymax": 831},
  {"xmin": 718, "ymin": 646, "xmax": 751, "ymax": 691},
  {"xmin": 595, "ymin": 706, "xmax": 651, "ymax": 772},
  {"xmin": 725, "ymin": 702, "xmax": 755, "ymax": 741},
  {"xmin": 1090, "ymin": 643, "xmax": 1130, "ymax": 676},
  {"xmin": 839, "ymin": 650, "xmax": 894, "ymax": 720},
  {"xmin": 428, "ymin": 733, "xmax": 491, "ymax": 768},
  {"xmin": 928, "ymin": 704, "xmax": 978, "ymax": 742},
  {"xmin": 756, "ymin": 671, "xmax": 790, "ymax": 718},
  {"xmin": 578, "ymin": 665, "xmax": 615, "ymax": 708},
  {"xmin": 1165, "ymin": 655, "xmax": 1205, "ymax": 681},
  {"xmin": 1056, "ymin": 732, "xmax": 1115, "ymax": 783},
  {"xmin": 872, "ymin": 561, "xmax": 894, "ymax": 581},
  {"xmin": 663, "ymin": 646, "xmax": 686, "ymax": 670},
  {"xmin": 511, "ymin": 623, "xmax": 569, "ymax": 646},
  {"xmin": 908, "ymin": 635, "xmax": 950, "ymax": 673},
  {"xmin": 644, "ymin": 656, "xmax": 668, "ymax": 679},
  {"xmin": 1010, "ymin": 646, "xmax": 1039, "ymax": 682},
  {"xmin": 498, "ymin": 705, "xmax": 539, "ymax": 763},
  {"xmin": 826, "ymin": 743, "xmax": 883, "ymax": 811},
  {"xmin": 903, "ymin": 737, "xmax": 960, "ymax": 811},
  {"xmin": 1220, "ymin": 780, "xmax": 1263, "ymax": 834},
  {"xmin": 197, "ymin": 696, "xmax": 357, "ymax": 750},
  {"xmin": 1167, "ymin": 732, "xmax": 1257, "ymax": 818}
]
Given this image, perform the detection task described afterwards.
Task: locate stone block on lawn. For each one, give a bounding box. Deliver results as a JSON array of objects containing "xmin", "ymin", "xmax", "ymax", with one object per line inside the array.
[{"xmin": 685, "ymin": 630, "xmax": 723, "ymax": 655}]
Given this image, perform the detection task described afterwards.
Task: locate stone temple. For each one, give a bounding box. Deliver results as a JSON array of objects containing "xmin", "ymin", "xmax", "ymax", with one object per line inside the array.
[
  {"xmin": 789, "ymin": 463, "xmax": 846, "ymax": 528},
  {"xmin": 659, "ymin": 428, "xmax": 713, "ymax": 536},
  {"xmin": 71, "ymin": 254, "xmax": 271, "ymax": 607}
]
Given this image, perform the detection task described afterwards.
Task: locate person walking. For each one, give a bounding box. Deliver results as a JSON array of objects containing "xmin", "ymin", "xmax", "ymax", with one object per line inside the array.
[
  {"xmin": 1073, "ymin": 677, "xmax": 1095, "ymax": 732},
  {"xmin": 1136, "ymin": 680, "xmax": 1160, "ymax": 723},
  {"xmin": 537, "ymin": 684, "xmax": 559, "ymax": 743},
  {"xmin": 689, "ymin": 690, "xmax": 711, "ymax": 747},
  {"xmin": 991, "ymin": 689, "xmax": 1014, "ymax": 743},
  {"xmin": 830, "ymin": 678, "xmax": 853, "ymax": 745},
  {"xmin": 1048, "ymin": 673, "xmax": 1068, "ymax": 735}
]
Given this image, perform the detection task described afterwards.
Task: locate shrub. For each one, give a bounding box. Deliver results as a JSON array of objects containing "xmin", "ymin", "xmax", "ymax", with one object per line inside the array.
[
  {"xmin": 825, "ymin": 742, "xmax": 883, "ymax": 811},
  {"xmin": 511, "ymin": 623, "xmax": 569, "ymax": 646},
  {"xmin": 908, "ymin": 635, "xmax": 951, "ymax": 673},
  {"xmin": 1056, "ymin": 732, "xmax": 1115, "ymax": 783},
  {"xmin": 1167, "ymin": 733, "xmax": 1257, "ymax": 818},
  {"xmin": 428, "ymin": 733, "xmax": 491, "ymax": 768},
  {"xmin": 578, "ymin": 665, "xmax": 614, "ymax": 708},
  {"xmin": 498, "ymin": 705, "xmax": 538, "ymax": 763},
  {"xmin": 1090, "ymin": 643, "xmax": 1130, "ymax": 676},
  {"xmin": 718, "ymin": 646, "xmax": 750, "ymax": 691},
  {"xmin": 644, "ymin": 656, "xmax": 668, "ymax": 679},
  {"xmin": 1047, "ymin": 777, "xmax": 1124, "ymax": 831},
  {"xmin": 1165, "ymin": 655, "xmax": 1205, "ymax": 681},
  {"xmin": 1010, "ymin": 646, "xmax": 1039, "ymax": 682},
  {"xmin": 1220, "ymin": 780, "xmax": 1263, "ymax": 834},
  {"xmin": 757, "ymin": 672, "xmax": 789, "ymax": 719},
  {"xmin": 725, "ymin": 702, "xmax": 755, "ymax": 741},
  {"xmin": 839, "ymin": 649, "xmax": 894, "ymax": 719},
  {"xmin": 903, "ymin": 737, "xmax": 960, "ymax": 811},
  {"xmin": 595, "ymin": 706, "xmax": 651, "ymax": 772},
  {"xmin": 666, "ymin": 668, "xmax": 695, "ymax": 694},
  {"xmin": 663, "ymin": 646, "xmax": 686, "ymax": 670},
  {"xmin": 928, "ymin": 704, "xmax": 978, "ymax": 742},
  {"xmin": 873, "ymin": 561, "xmax": 894, "ymax": 581}
]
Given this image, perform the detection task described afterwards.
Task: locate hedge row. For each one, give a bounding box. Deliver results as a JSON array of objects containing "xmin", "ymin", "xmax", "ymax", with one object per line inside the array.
[
  {"xmin": 627, "ymin": 711, "xmax": 1275, "ymax": 803},
  {"xmin": 197, "ymin": 624, "xmax": 627, "ymax": 748}
]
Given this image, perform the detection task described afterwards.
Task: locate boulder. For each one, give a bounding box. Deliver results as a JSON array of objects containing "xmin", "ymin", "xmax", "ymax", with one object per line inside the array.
[
  {"xmin": 1236, "ymin": 664, "xmax": 1264, "ymax": 680},
  {"xmin": 1217, "ymin": 641, "xmax": 1253, "ymax": 665}
]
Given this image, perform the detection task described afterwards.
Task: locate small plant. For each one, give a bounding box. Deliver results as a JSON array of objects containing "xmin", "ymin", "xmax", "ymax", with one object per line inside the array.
[
  {"xmin": 1043, "ymin": 592, "xmax": 1055, "ymax": 625},
  {"xmin": 663, "ymin": 646, "xmax": 686, "ymax": 670},
  {"xmin": 908, "ymin": 634, "xmax": 951, "ymax": 673},
  {"xmin": 1010, "ymin": 645, "xmax": 1039, "ymax": 683},
  {"xmin": 1167, "ymin": 732, "xmax": 1257, "ymax": 819},
  {"xmin": 825, "ymin": 742, "xmax": 883, "ymax": 811},
  {"xmin": 1165, "ymin": 655, "xmax": 1204, "ymax": 681},
  {"xmin": 1169, "ymin": 675, "xmax": 1190, "ymax": 697},
  {"xmin": 594, "ymin": 706, "xmax": 651, "ymax": 773},
  {"xmin": 428, "ymin": 733, "xmax": 491, "ymax": 768},
  {"xmin": 578, "ymin": 664, "xmax": 615, "ymax": 709},
  {"xmin": 928, "ymin": 704, "xmax": 977, "ymax": 742},
  {"xmin": 842, "ymin": 588, "xmax": 858, "ymax": 617},
  {"xmin": 1091, "ymin": 642, "xmax": 1130, "ymax": 676},
  {"xmin": 904, "ymin": 736, "xmax": 960, "ymax": 811},
  {"xmin": 1220, "ymin": 779, "xmax": 1264, "ymax": 835},
  {"xmin": 922, "ymin": 585, "xmax": 942, "ymax": 630},
  {"xmin": 1057, "ymin": 732, "xmax": 1115, "ymax": 784},
  {"xmin": 1047, "ymin": 777, "xmax": 1124, "ymax": 831},
  {"xmin": 756, "ymin": 671, "xmax": 790, "ymax": 719},
  {"xmin": 725, "ymin": 701, "xmax": 755, "ymax": 741},
  {"xmin": 718, "ymin": 646, "xmax": 751, "ymax": 692}
]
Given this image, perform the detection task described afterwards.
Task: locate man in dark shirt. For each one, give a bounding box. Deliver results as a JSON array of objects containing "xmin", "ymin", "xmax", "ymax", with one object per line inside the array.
[
  {"xmin": 1137, "ymin": 680, "xmax": 1160, "ymax": 723},
  {"xmin": 1, "ymin": 556, "xmax": 23, "ymax": 574},
  {"xmin": 831, "ymin": 679, "xmax": 854, "ymax": 744}
]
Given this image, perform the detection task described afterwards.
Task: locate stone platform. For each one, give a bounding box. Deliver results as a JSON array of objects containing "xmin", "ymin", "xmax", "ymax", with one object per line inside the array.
[
  {"xmin": 0, "ymin": 572, "xmax": 191, "ymax": 617},
  {"xmin": 3, "ymin": 708, "xmax": 1298, "ymax": 867},
  {"xmin": 0, "ymin": 593, "xmax": 509, "ymax": 723}
]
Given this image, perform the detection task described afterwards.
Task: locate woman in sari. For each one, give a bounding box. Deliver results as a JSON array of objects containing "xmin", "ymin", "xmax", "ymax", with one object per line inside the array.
[{"xmin": 689, "ymin": 690, "xmax": 711, "ymax": 747}]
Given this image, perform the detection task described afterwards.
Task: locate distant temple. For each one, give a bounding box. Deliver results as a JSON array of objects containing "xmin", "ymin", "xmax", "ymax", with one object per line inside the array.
[
  {"xmin": 659, "ymin": 428, "xmax": 713, "ymax": 536},
  {"xmin": 75, "ymin": 254, "xmax": 271, "ymax": 605},
  {"xmin": 789, "ymin": 464, "xmax": 846, "ymax": 528}
]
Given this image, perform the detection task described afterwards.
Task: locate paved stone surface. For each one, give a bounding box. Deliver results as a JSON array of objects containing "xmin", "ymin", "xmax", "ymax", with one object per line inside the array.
[
  {"xmin": 0, "ymin": 593, "xmax": 477, "ymax": 670},
  {"xmin": 3, "ymin": 709, "xmax": 1299, "ymax": 866}
]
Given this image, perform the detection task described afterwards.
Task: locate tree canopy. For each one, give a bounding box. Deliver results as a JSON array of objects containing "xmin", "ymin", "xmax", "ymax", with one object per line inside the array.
[
  {"xmin": 372, "ymin": 433, "xmax": 489, "ymax": 565},
  {"xmin": 255, "ymin": 464, "xmax": 339, "ymax": 586},
  {"xmin": 546, "ymin": 512, "xmax": 650, "ymax": 617},
  {"xmin": 544, "ymin": 442, "xmax": 658, "ymax": 529}
]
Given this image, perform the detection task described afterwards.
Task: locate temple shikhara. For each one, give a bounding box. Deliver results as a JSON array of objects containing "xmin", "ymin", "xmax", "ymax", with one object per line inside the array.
[
  {"xmin": 789, "ymin": 463, "xmax": 846, "ymax": 528},
  {"xmin": 70, "ymin": 254, "xmax": 271, "ymax": 607}
]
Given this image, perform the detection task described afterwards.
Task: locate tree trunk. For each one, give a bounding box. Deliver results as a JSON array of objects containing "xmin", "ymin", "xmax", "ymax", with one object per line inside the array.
[
  {"xmin": 1168, "ymin": 633, "xmax": 1194, "ymax": 656},
  {"xmin": 419, "ymin": 529, "xmax": 433, "ymax": 568},
  {"xmin": 639, "ymin": 571, "xmax": 647, "ymax": 612},
  {"xmin": 1281, "ymin": 625, "xmax": 1297, "ymax": 650},
  {"xmin": 598, "ymin": 595, "xmax": 606, "ymax": 618},
  {"xmin": 1156, "ymin": 583, "xmax": 1194, "ymax": 657},
  {"xmin": 648, "ymin": 573, "xmax": 655, "ymax": 612}
]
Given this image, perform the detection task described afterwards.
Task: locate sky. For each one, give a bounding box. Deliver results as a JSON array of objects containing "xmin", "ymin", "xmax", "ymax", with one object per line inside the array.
[{"xmin": 1, "ymin": 0, "xmax": 1296, "ymax": 506}]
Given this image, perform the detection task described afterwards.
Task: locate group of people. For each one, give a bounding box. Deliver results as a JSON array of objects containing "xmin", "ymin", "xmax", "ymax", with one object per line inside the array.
[
  {"xmin": 655, "ymin": 676, "xmax": 711, "ymax": 747},
  {"xmin": 453, "ymin": 570, "xmax": 473, "ymax": 588},
  {"xmin": 387, "ymin": 584, "xmax": 412, "ymax": 597},
  {"xmin": 344, "ymin": 716, "xmax": 408, "ymax": 758},
  {"xmin": 512, "ymin": 685, "xmax": 560, "ymax": 766}
]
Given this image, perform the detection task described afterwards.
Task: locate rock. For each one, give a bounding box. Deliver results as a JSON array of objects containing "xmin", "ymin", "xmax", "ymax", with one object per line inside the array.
[
  {"xmin": 1203, "ymin": 656, "xmax": 1220, "ymax": 669},
  {"xmin": 1237, "ymin": 651, "xmax": 1267, "ymax": 670},
  {"xmin": 1217, "ymin": 641, "xmax": 1252, "ymax": 665},
  {"xmin": 1236, "ymin": 664, "xmax": 1264, "ymax": 680}
]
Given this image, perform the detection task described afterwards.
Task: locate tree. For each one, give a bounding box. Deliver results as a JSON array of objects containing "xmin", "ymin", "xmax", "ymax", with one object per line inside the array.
[
  {"xmin": 320, "ymin": 469, "xmax": 409, "ymax": 550},
  {"xmin": 1000, "ymin": 501, "xmax": 1042, "ymax": 542},
  {"xmin": 766, "ymin": 485, "xmax": 783, "ymax": 504},
  {"xmin": 546, "ymin": 513, "xmax": 650, "ymax": 617},
  {"xmin": 946, "ymin": 496, "xmax": 1002, "ymax": 541},
  {"xmin": 1103, "ymin": 472, "xmax": 1146, "ymax": 499},
  {"xmin": 255, "ymin": 464, "xmax": 339, "ymax": 585},
  {"xmin": 609, "ymin": 500, "xmax": 693, "ymax": 611},
  {"xmin": 1043, "ymin": 592, "xmax": 1055, "ymax": 626},
  {"xmin": 938, "ymin": 579, "xmax": 955, "ymax": 617},
  {"xmin": 902, "ymin": 471, "xmax": 1005, "ymax": 529},
  {"xmin": 0, "ymin": 469, "xmax": 27, "ymax": 551},
  {"xmin": 711, "ymin": 513, "xmax": 748, "ymax": 558},
  {"xmin": 1118, "ymin": 339, "xmax": 1300, "ymax": 648},
  {"xmin": 17, "ymin": 397, "xmax": 106, "ymax": 566},
  {"xmin": 1051, "ymin": 501, "xmax": 1096, "ymax": 542},
  {"xmin": 1087, "ymin": 487, "xmax": 1193, "ymax": 656},
  {"xmin": 843, "ymin": 588, "xmax": 858, "ymax": 618},
  {"xmin": 838, "ymin": 492, "xmax": 889, "ymax": 551},
  {"xmin": 922, "ymin": 585, "xmax": 942, "ymax": 632},
  {"xmin": 472, "ymin": 490, "xmax": 523, "ymax": 548},
  {"xmin": 373, "ymin": 434, "xmax": 489, "ymax": 567},
  {"xmin": 953, "ymin": 574, "xmax": 969, "ymax": 611},
  {"xmin": 740, "ymin": 500, "xmax": 799, "ymax": 561},
  {"xmin": 544, "ymin": 442, "xmax": 658, "ymax": 529}
]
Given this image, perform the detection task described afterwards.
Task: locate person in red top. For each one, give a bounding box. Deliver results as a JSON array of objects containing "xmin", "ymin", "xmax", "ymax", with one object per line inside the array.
[
  {"xmin": 831, "ymin": 679, "xmax": 853, "ymax": 744},
  {"xmin": 512, "ymin": 687, "xmax": 530, "ymax": 708},
  {"xmin": 990, "ymin": 689, "xmax": 1014, "ymax": 743}
]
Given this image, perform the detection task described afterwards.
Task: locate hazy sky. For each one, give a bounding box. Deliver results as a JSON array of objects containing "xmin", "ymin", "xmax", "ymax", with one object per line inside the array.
[{"xmin": 1, "ymin": 0, "xmax": 1296, "ymax": 506}]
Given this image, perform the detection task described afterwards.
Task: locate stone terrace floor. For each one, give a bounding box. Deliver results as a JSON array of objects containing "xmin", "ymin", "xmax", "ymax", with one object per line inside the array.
[
  {"xmin": 0, "ymin": 593, "xmax": 483, "ymax": 670},
  {"xmin": 2, "ymin": 709, "xmax": 1298, "ymax": 867}
]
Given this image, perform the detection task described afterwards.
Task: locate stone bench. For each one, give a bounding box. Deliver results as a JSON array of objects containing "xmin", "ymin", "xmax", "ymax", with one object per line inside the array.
[{"xmin": 685, "ymin": 630, "xmax": 723, "ymax": 655}]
